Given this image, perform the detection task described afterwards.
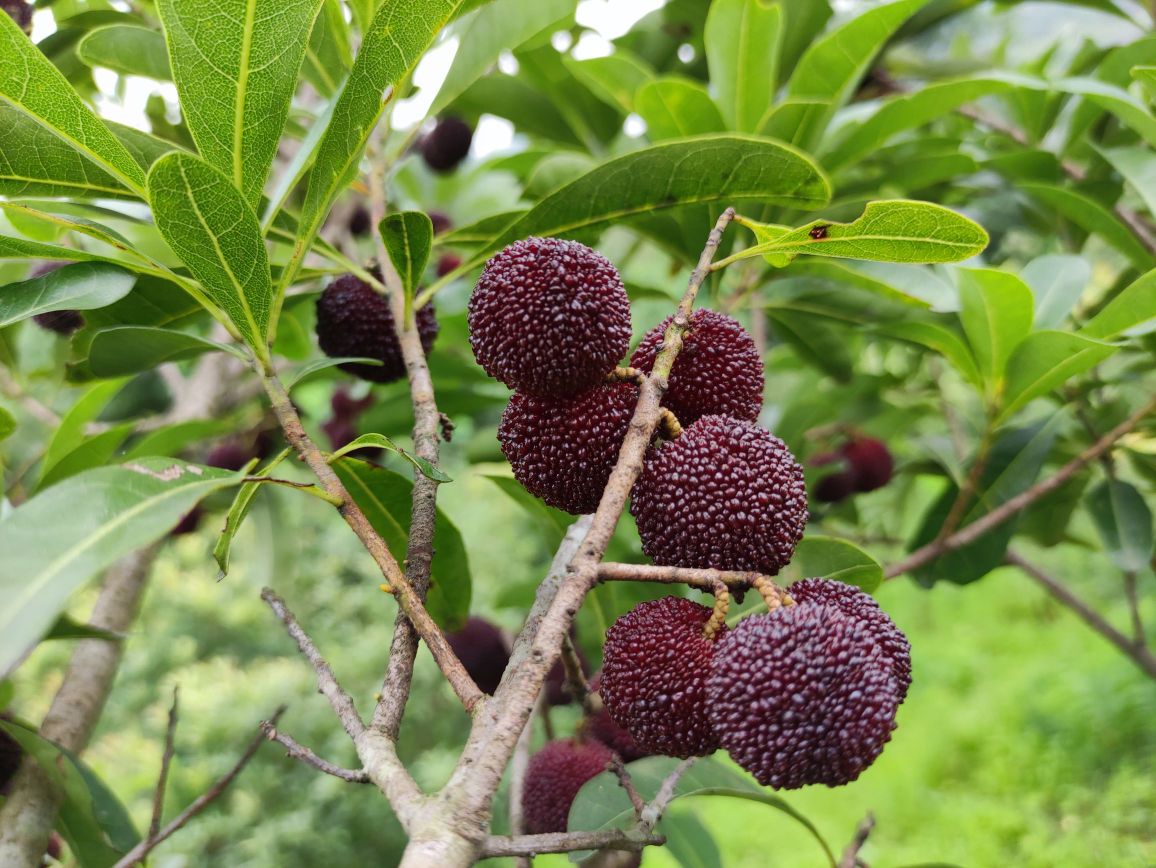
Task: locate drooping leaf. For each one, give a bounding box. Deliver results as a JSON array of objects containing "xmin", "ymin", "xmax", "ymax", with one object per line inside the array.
[
  {"xmin": 1134, "ymin": 65, "xmax": 1156, "ymax": 103},
  {"xmin": 1022, "ymin": 254, "xmax": 1091, "ymax": 329},
  {"xmin": 157, "ymin": 0, "xmax": 325, "ymax": 207},
  {"xmin": 563, "ymin": 52, "xmax": 653, "ymax": 114},
  {"xmin": 329, "ymin": 434, "xmax": 452, "ymax": 482},
  {"xmin": 77, "ymin": 25, "xmax": 171, "ymax": 80},
  {"xmin": 484, "ymin": 474, "xmax": 570, "ymax": 549},
  {"xmin": 44, "ymin": 614, "xmax": 124, "ymax": 642},
  {"xmin": 0, "ymin": 263, "xmax": 136, "ymax": 327},
  {"xmin": 1086, "ymin": 479, "xmax": 1154, "ymax": 573},
  {"xmin": 998, "ymin": 332, "xmax": 1118, "ymax": 422},
  {"xmin": 87, "ymin": 326, "xmax": 241, "ymax": 378},
  {"xmin": 705, "ymin": 0, "xmax": 782, "ymax": 132},
  {"xmin": 768, "ymin": 309, "xmax": 854, "ymax": 381},
  {"xmin": 1055, "ymin": 76, "xmax": 1156, "ymax": 149},
  {"xmin": 1097, "ymin": 145, "xmax": 1156, "ymax": 218},
  {"xmin": 0, "ymin": 405, "xmax": 14, "ymax": 441},
  {"xmin": 875, "ymin": 320, "xmax": 983, "ymax": 388},
  {"xmin": 1081, "ymin": 267, "xmax": 1156, "ymax": 340},
  {"xmin": 123, "ymin": 419, "xmax": 235, "ymax": 460},
  {"xmin": 0, "ymin": 458, "xmax": 243, "ymax": 677},
  {"xmin": 42, "ymin": 381, "xmax": 126, "ymax": 477},
  {"xmin": 283, "ymin": 356, "xmax": 383, "ymax": 389},
  {"xmin": 214, "ymin": 447, "xmax": 290, "ymax": 579},
  {"xmin": 379, "ymin": 211, "xmax": 433, "ymax": 301},
  {"xmin": 662, "ymin": 808, "xmax": 724, "ymax": 868},
  {"xmin": 956, "ymin": 268, "xmax": 1034, "ymax": 392},
  {"xmin": 634, "ymin": 78, "xmax": 728, "ymax": 140},
  {"xmin": 791, "ymin": 536, "xmax": 883, "ymax": 593},
  {"xmin": 1020, "ymin": 183, "xmax": 1156, "ymax": 271}
]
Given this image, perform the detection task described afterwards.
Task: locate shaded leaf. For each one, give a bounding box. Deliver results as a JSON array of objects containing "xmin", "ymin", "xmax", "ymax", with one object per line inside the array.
[
  {"xmin": 1086, "ymin": 479, "xmax": 1154, "ymax": 573},
  {"xmin": 1020, "ymin": 183, "xmax": 1156, "ymax": 271},
  {"xmin": 957, "ymin": 268, "xmax": 1034, "ymax": 392},
  {"xmin": 1081, "ymin": 267, "xmax": 1156, "ymax": 340},
  {"xmin": 380, "ymin": 211, "xmax": 433, "ymax": 301},
  {"xmin": 77, "ymin": 25, "xmax": 171, "ymax": 80},
  {"xmin": 330, "ymin": 434, "xmax": 452, "ymax": 482},
  {"xmin": 283, "ymin": 356, "xmax": 383, "ymax": 389},
  {"xmin": 998, "ymin": 332, "xmax": 1118, "ymax": 423},
  {"xmin": 88, "ymin": 326, "xmax": 239, "ymax": 378},
  {"xmin": 563, "ymin": 52, "xmax": 653, "ymax": 114},
  {"xmin": 0, "ymin": 263, "xmax": 135, "ymax": 327},
  {"xmin": 214, "ymin": 447, "xmax": 290, "ymax": 578},
  {"xmin": 635, "ymin": 78, "xmax": 728, "ymax": 140},
  {"xmin": 875, "ymin": 320, "xmax": 982, "ymax": 388},
  {"xmin": 1022, "ymin": 254, "xmax": 1091, "ymax": 329},
  {"xmin": 45, "ymin": 614, "xmax": 123, "ymax": 642}
]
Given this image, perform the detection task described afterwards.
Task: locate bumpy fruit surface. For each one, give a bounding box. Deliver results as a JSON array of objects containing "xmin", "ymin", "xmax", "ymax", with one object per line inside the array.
[
  {"xmin": 707, "ymin": 604, "xmax": 899, "ymax": 789},
  {"xmin": 631, "ymin": 416, "xmax": 808, "ymax": 573},
  {"xmin": 582, "ymin": 674, "xmax": 650, "ymax": 762},
  {"xmin": 316, "ymin": 271, "xmax": 438, "ymax": 383},
  {"xmin": 790, "ymin": 578, "xmax": 911, "ymax": 701},
  {"xmin": 498, "ymin": 382, "xmax": 637, "ymax": 515},
  {"xmin": 33, "ymin": 310, "xmax": 85, "ymax": 335},
  {"xmin": 601, "ymin": 597, "xmax": 725, "ymax": 758},
  {"xmin": 522, "ymin": 740, "xmax": 613, "ymax": 834},
  {"xmin": 630, "ymin": 309, "xmax": 763, "ymax": 425},
  {"xmin": 420, "ymin": 117, "xmax": 473, "ymax": 173},
  {"xmin": 1, "ymin": 0, "xmax": 32, "ymax": 32},
  {"xmin": 445, "ymin": 617, "xmax": 509, "ymax": 695},
  {"xmin": 469, "ymin": 237, "xmax": 631, "ymax": 397},
  {"xmin": 843, "ymin": 437, "xmax": 893, "ymax": 492}
]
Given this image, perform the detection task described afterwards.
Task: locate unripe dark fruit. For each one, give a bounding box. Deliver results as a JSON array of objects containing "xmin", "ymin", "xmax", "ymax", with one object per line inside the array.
[
  {"xmin": 601, "ymin": 597, "xmax": 725, "ymax": 759},
  {"xmin": 170, "ymin": 506, "xmax": 204, "ymax": 537},
  {"xmin": 428, "ymin": 211, "xmax": 452, "ymax": 235},
  {"xmin": 445, "ymin": 617, "xmax": 509, "ymax": 695},
  {"xmin": 1, "ymin": 0, "xmax": 32, "ymax": 33},
  {"xmin": 316, "ymin": 271, "xmax": 438, "ymax": 383},
  {"xmin": 814, "ymin": 470, "xmax": 855, "ymax": 504},
  {"xmin": 843, "ymin": 437, "xmax": 893, "ymax": 492},
  {"xmin": 631, "ymin": 416, "xmax": 808, "ymax": 574},
  {"xmin": 522, "ymin": 740, "xmax": 613, "ymax": 834},
  {"xmin": 630, "ymin": 309, "xmax": 763, "ymax": 425},
  {"xmin": 436, "ymin": 253, "xmax": 462, "ymax": 277},
  {"xmin": 33, "ymin": 310, "xmax": 85, "ymax": 335},
  {"xmin": 420, "ymin": 117, "xmax": 473, "ymax": 173},
  {"xmin": 469, "ymin": 237, "xmax": 631, "ymax": 397},
  {"xmin": 348, "ymin": 205, "xmax": 372, "ymax": 237},
  {"xmin": 707, "ymin": 604, "xmax": 899, "ymax": 789},
  {"xmin": 0, "ymin": 721, "xmax": 21, "ymax": 795},
  {"xmin": 790, "ymin": 578, "xmax": 911, "ymax": 701},
  {"xmin": 498, "ymin": 382, "xmax": 637, "ymax": 515}
]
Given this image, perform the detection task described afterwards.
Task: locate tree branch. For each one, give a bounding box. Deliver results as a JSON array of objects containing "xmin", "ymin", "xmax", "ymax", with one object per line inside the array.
[
  {"xmin": 640, "ymin": 758, "xmax": 696, "ymax": 831},
  {"xmin": 149, "ymin": 687, "xmax": 180, "ymax": 840},
  {"xmin": 837, "ymin": 812, "xmax": 876, "ymax": 868},
  {"xmin": 261, "ymin": 722, "xmax": 370, "ymax": 783},
  {"xmin": 480, "ymin": 830, "xmax": 664, "ymax": 857},
  {"xmin": 597, "ymin": 562, "xmax": 772, "ymax": 592}
]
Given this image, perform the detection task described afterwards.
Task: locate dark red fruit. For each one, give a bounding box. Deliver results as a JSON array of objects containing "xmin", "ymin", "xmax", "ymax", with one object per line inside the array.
[
  {"xmin": 583, "ymin": 674, "xmax": 650, "ymax": 762},
  {"xmin": 0, "ymin": 720, "xmax": 21, "ymax": 795},
  {"xmin": 348, "ymin": 205, "xmax": 372, "ymax": 237},
  {"xmin": 789, "ymin": 579, "xmax": 911, "ymax": 701},
  {"xmin": 170, "ymin": 506, "xmax": 204, "ymax": 537},
  {"xmin": 814, "ymin": 470, "xmax": 856, "ymax": 504},
  {"xmin": 707, "ymin": 604, "xmax": 899, "ymax": 789},
  {"xmin": 631, "ymin": 416, "xmax": 808, "ymax": 574},
  {"xmin": 436, "ymin": 253, "xmax": 462, "ymax": 277},
  {"xmin": 1, "ymin": 0, "xmax": 32, "ymax": 33},
  {"xmin": 420, "ymin": 117, "xmax": 473, "ymax": 173},
  {"xmin": 543, "ymin": 641, "xmax": 589, "ymax": 706},
  {"xmin": 428, "ymin": 211, "xmax": 452, "ymax": 235},
  {"xmin": 469, "ymin": 237, "xmax": 631, "ymax": 397},
  {"xmin": 498, "ymin": 382, "xmax": 637, "ymax": 515},
  {"xmin": 33, "ymin": 310, "xmax": 85, "ymax": 335},
  {"xmin": 630, "ymin": 309, "xmax": 763, "ymax": 425},
  {"xmin": 843, "ymin": 437, "xmax": 893, "ymax": 492},
  {"xmin": 330, "ymin": 387, "xmax": 374, "ymax": 421},
  {"xmin": 600, "ymin": 597, "xmax": 725, "ymax": 759},
  {"xmin": 445, "ymin": 617, "xmax": 509, "ymax": 695},
  {"xmin": 315, "ymin": 271, "xmax": 438, "ymax": 383},
  {"xmin": 206, "ymin": 441, "xmax": 254, "ymax": 472},
  {"xmin": 522, "ymin": 740, "xmax": 612, "ymax": 834}
]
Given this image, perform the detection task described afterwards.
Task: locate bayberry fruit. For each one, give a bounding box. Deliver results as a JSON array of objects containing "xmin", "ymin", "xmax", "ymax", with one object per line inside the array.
[
  {"xmin": 707, "ymin": 604, "xmax": 899, "ymax": 789},
  {"xmin": 315, "ymin": 271, "xmax": 438, "ymax": 383},
  {"xmin": 469, "ymin": 237, "xmax": 631, "ymax": 397},
  {"xmin": 814, "ymin": 470, "xmax": 856, "ymax": 504},
  {"xmin": 498, "ymin": 382, "xmax": 637, "ymax": 515},
  {"xmin": 1, "ymin": 0, "xmax": 32, "ymax": 33},
  {"xmin": 522, "ymin": 740, "xmax": 613, "ymax": 834},
  {"xmin": 436, "ymin": 253, "xmax": 462, "ymax": 277},
  {"xmin": 631, "ymin": 416, "xmax": 807, "ymax": 574},
  {"xmin": 630, "ymin": 309, "xmax": 763, "ymax": 425},
  {"xmin": 428, "ymin": 211, "xmax": 452, "ymax": 235},
  {"xmin": 843, "ymin": 437, "xmax": 893, "ymax": 492},
  {"xmin": 33, "ymin": 310, "xmax": 85, "ymax": 335},
  {"xmin": 600, "ymin": 597, "xmax": 725, "ymax": 759},
  {"xmin": 582, "ymin": 673, "xmax": 649, "ymax": 762},
  {"xmin": 420, "ymin": 117, "xmax": 473, "ymax": 173},
  {"xmin": 445, "ymin": 617, "xmax": 510, "ymax": 695},
  {"xmin": 348, "ymin": 205, "xmax": 372, "ymax": 237}
]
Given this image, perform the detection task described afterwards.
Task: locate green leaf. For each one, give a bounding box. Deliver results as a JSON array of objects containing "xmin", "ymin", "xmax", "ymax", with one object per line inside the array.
[
  {"xmin": 0, "ymin": 458, "xmax": 243, "ymax": 677},
  {"xmin": 724, "ymin": 200, "xmax": 989, "ymax": 267},
  {"xmin": 1020, "ymin": 183, "xmax": 1156, "ymax": 271},
  {"xmin": 0, "ymin": 404, "xmax": 14, "ymax": 441},
  {"xmin": 0, "ymin": 235, "xmax": 113, "ymax": 265},
  {"xmin": 1097, "ymin": 145, "xmax": 1156, "ymax": 218},
  {"xmin": 329, "ymin": 434, "xmax": 452, "ymax": 483},
  {"xmin": 0, "ymin": 14, "xmax": 147, "ymax": 197},
  {"xmin": 302, "ymin": 0, "xmax": 353, "ymax": 97},
  {"xmin": 380, "ymin": 212, "xmax": 433, "ymax": 301},
  {"xmin": 1086, "ymin": 479, "xmax": 1154, "ymax": 573},
  {"xmin": 332, "ymin": 458, "xmax": 470, "ymax": 630},
  {"xmin": 568, "ymin": 756, "xmax": 833, "ymax": 864},
  {"xmin": 998, "ymin": 331, "xmax": 1118, "ymax": 423},
  {"xmin": 705, "ymin": 0, "xmax": 781, "ymax": 132},
  {"xmin": 0, "ymin": 201, "xmax": 136, "ymax": 256},
  {"xmin": 662, "ymin": 808, "xmax": 723, "ymax": 868},
  {"xmin": 214, "ymin": 447, "xmax": 291, "ymax": 578},
  {"xmin": 1081, "ymin": 268, "xmax": 1156, "ymax": 340},
  {"xmin": 432, "ymin": 0, "xmax": 575, "ymax": 114},
  {"xmin": 563, "ymin": 53, "xmax": 653, "ymax": 114},
  {"xmin": 42, "ymin": 381, "xmax": 126, "ymax": 476},
  {"xmin": 957, "ymin": 268, "xmax": 1034, "ymax": 391},
  {"xmin": 1134, "ymin": 65, "xmax": 1156, "ymax": 103},
  {"xmin": 283, "ymin": 356, "xmax": 383, "ymax": 389},
  {"xmin": 875, "ymin": 319, "xmax": 983, "ymax": 388},
  {"xmin": 1022, "ymin": 254, "xmax": 1091, "ymax": 329},
  {"xmin": 87, "ymin": 326, "xmax": 240, "ymax": 378},
  {"xmin": 484, "ymin": 473, "xmax": 570, "ymax": 549},
  {"xmin": 45, "ymin": 614, "xmax": 123, "ymax": 642},
  {"xmin": 147, "ymin": 152, "xmax": 273, "ymax": 357},
  {"xmin": 77, "ymin": 25, "xmax": 171, "ymax": 80},
  {"xmin": 791, "ymin": 536, "xmax": 883, "ymax": 593},
  {"xmin": 0, "ymin": 263, "xmax": 136, "ymax": 327},
  {"xmin": 1055, "ymin": 76, "xmax": 1156, "ymax": 149},
  {"xmin": 39, "ymin": 424, "xmax": 136, "ymax": 490},
  {"xmin": 123, "ymin": 419, "xmax": 235, "ymax": 460},
  {"xmin": 157, "ymin": 0, "xmax": 324, "ymax": 207},
  {"xmin": 634, "ymin": 78, "xmax": 728, "ymax": 140},
  {"xmin": 768, "ymin": 309, "xmax": 854, "ymax": 381}
]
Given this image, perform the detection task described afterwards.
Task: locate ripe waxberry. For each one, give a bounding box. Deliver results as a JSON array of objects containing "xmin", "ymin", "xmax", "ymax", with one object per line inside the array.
[
  {"xmin": 600, "ymin": 597, "xmax": 725, "ymax": 759},
  {"xmin": 170, "ymin": 506, "xmax": 204, "ymax": 537},
  {"xmin": 631, "ymin": 416, "xmax": 808, "ymax": 574},
  {"xmin": 790, "ymin": 578, "xmax": 911, "ymax": 701},
  {"xmin": 469, "ymin": 237, "xmax": 631, "ymax": 397},
  {"xmin": 843, "ymin": 437, "xmax": 893, "ymax": 492},
  {"xmin": 1, "ymin": 0, "xmax": 32, "ymax": 33},
  {"xmin": 33, "ymin": 310, "xmax": 85, "ymax": 335},
  {"xmin": 498, "ymin": 382, "xmax": 637, "ymax": 515},
  {"xmin": 348, "ymin": 205, "xmax": 372, "ymax": 237},
  {"xmin": 436, "ymin": 253, "xmax": 462, "ymax": 277},
  {"xmin": 707, "ymin": 604, "xmax": 899, "ymax": 789},
  {"xmin": 420, "ymin": 117, "xmax": 473, "ymax": 173},
  {"xmin": 582, "ymin": 674, "xmax": 651, "ymax": 763},
  {"xmin": 445, "ymin": 617, "xmax": 509, "ymax": 695},
  {"xmin": 814, "ymin": 470, "xmax": 856, "ymax": 504},
  {"xmin": 428, "ymin": 211, "xmax": 452, "ymax": 235},
  {"xmin": 630, "ymin": 309, "xmax": 764, "ymax": 425},
  {"xmin": 522, "ymin": 740, "xmax": 612, "ymax": 834},
  {"xmin": 315, "ymin": 271, "xmax": 438, "ymax": 383}
]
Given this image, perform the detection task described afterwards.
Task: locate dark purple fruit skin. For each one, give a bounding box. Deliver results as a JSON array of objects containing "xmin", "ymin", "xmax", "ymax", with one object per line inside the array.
[
  {"xmin": 707, "ymin": 604, "xmax": 899, "ymax": 790},
  {"xmin": 428, "ymin": 211, "xmax": 452, "ymax": 235},
  {"xmin": 522, "ymin": 740, "xmax": 613, "ymax": 834},
  {"xmin": 348, "ymin": 205, "xmax": 372, "ymax": 237},
  {"xmin": 316, "ymin": 271, "xmax": 438, "ymax": 383},
  {"xmin": 420, "ymin": 117, "xmax": 473, "ymax": 173},
  {"xmin": 583, "ymin": 673, "xmax": 650, "ymax": 762},
  {"xmin": 170, "ymin": 506, "xmax": 204, "ymax": 537},
  {"xmin": 843, "ymin": 437, "xmax": 893, "ymax": 492},
  {"xmin": 498, "ymin": 383, "xmax": 638, "ymax": 515},
  {"xmin": 543, "ymin": 643, "xmax": 589, "ymax": 707},
  {"xmin": 206, "ymin": 441, "xmax": 254, "ymax": 472},
  {"xmin": 631, "ymin": 416, "xmax": 808, "ymax": 574},
  {"xmin": 814, "ymin": 470, "xmax": 856, "ymax": 504},
  {"xmin": 630, "ymin": 309, "xmax": 764, "ymax": 426},
  {"xmin": 0, "ymin": 720, "xmax": 21, "ymax": 795},
  {"xmin": 33, "ymin": 310, "xmax": 85, "ymax": 335},
  {"xmin": 601, "ymin": 597, "xmax": 725, "ymax": 759},
  {"xmin": 445, "ymin": 617, "xmax": 509, "ymax": 695},
  {"xmin": 469, "ymin": 237, "xmax": 631, "ymax": 397},
  {"xmin": 1, "ymin": 0, "xmax": 32, "ymax": 33},
  {"xmin": 790, "ymin": 578, "xmax": 911, "ymax": 702},
  {"xmin": 436, "ymin": 253, "xmax": 462, "ymax": 277}
]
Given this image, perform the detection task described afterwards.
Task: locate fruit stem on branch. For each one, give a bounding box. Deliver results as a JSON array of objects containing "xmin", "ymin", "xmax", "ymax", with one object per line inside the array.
[
  {"xmin": 657, "ymin": 407, "xmax": 683, "ymax": 439},
  {"xmin": 610, "ymin": 755, "xmax": 646, "ymax": 818},
  {"xmin": 751, "ymin": 575, "xmax": 791, "ymax": 610},
  {"xmin": 703, "ymin": 580, "xmax": 731, "ymax": 639}
]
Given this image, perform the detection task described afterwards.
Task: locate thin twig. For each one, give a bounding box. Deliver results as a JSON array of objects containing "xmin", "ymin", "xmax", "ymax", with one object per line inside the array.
[
  {"xmin": 1123, "ymin": 571, "xmax": 1145, "ymax": 646},
  {"xmin": 508, "ymin": 698, "xmax": 538, "ymax": 868},
  {"xmin": 936, "ymin": 425, "xmax": 992, "ymax": 541},
  {"xmin": 148, "ymin": 687, "xmax": 180, "ymax": 841},
  {"xmin": 597, "ymin": 562, "xmax": 771, "ymax": 592},
  {"xmin": 112, "ymin": 708, "xmax": 287, "ymax": 868},
  {"xmin": 261, "ymin": 722, "xmax": 370, "ymax": 783},
  {"xmin": 560, "ymin": 636, "xmax": 595, "ymax": 714},
  {"xmin": 837, "ymin": 812, "xmax": 876, "ymax": 868},
  {"xmin": 609, "ymin": 756, "xmax": 645, "ymax": 819},
  {"xmin": 640, "ymin": 758, "xmax": 696, "ymax": 831},
  {"xmin": 480, "ymin": 830, "xmax": 664, "ymax": 857}
]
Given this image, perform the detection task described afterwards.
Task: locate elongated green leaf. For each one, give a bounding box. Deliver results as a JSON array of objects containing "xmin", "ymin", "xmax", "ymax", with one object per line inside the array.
[
  {"xmin": 42, "ymin": 381, "xmax": 125, "ymax": 477},
  {"xmin": 77, "ymin": 25, "xmax": 171, "ymax": 80},
  {"xmin": 380, "ymin": 212, "xmax": 433, "ymax": 300},
  {"xmin": 662, "ymin": 808, "xmax": 722, "ymax": 868},
  {"xmin": 726, "ymin": 200, "xmax": 988, "ymax": 267},
  {"xmin": 88, "ymin": 326, "xmax": 238, "ymax": 377},
  {"xmin": 1056, "ymin": 76, "xmax": 1156, "ymax": 149},
  {"xmin": 876, "ymin": 320, "xmax": 983, "ymax": 388},
  {"xmin": 1098, "ymin": 145, "xmax": 1156, "ymax": 218},
  {"xmin": 1134, "ymin": 65, "xmax": 1156, "ymax": 103},
  {"xmin": 0, "ymin": 458, "xmax": 243, "ymax": 677},
  {"xmin": 39, "ymin": 424, "xmax": 136, "ymax": 490},
  {"xmin": 635, "ymin": 78, "xmax": 727, "ymax": 140},
  {"xmin": 1082, "ymin": 268, "xmax": 1156, "ymax": 339},
  {"xmin": 1086, "ymin": 479, "xmax": 1154, "ymax": 573},
  {"xmin": 957, "ymin": 268, "xmax": 1034, "ymax": 392},
  {"xmin": 214, "ymin": 447, "xmax": 290, "ymax": 578},
  {"xmin": 791, "ymin": 536, "xmax": 883, "ymax": 592},
  {"xmin": 45, "ymin": 614, "xmax": 123, "ymax": 642},
  {"xmin": 329, "ymin": 434, "xmax": 452, "ymax": 482},
  {"xmin": 302, "ymin": 0, "xmax": 352, "ymax": 97},
  {"xmin": 0, "ymin": 263, "xmax": 135, "ymax": 327},
  {"xmin": 1020, "ymin": 183, "xmax": 1156, "ymax": 271},
  {"xmin": 705, "ymin": 0, "xmax": 781, "ymax": 132},
  {"xmin": 563, "ymin": 53, "xmax": 653, "ymax": 114},
  {"xmin": 158, "ymin": 0, "xmax": 324, "ymax": 207},
  {"xmin": 284, "ymin": 356, "xmax": 383, "ymax": 388},
  {"xmin": 999, "ymin": 331, "xmax": 1118, "ymax": 422},
  {"xmin": 768, "ymin": 309, "xmax": 854, "ymax": 381},
  {"xmin": 0, "ymin": 405, "xmax": 14, "ymax": 442},
  {"xmin": 0, "ymin": 203, "xmax": 140, "ymax": 265},
  {"xmin": 1022, "ymin": 254, "xmax": 1091, "ymax": 329},
  {"xmin": 332, "ymin": 458, "xmax": 470, "ymax": 629},
  {"xmin": 124, "ymin": 419, "xmax": 234, "ymax": 460},
  {"xmin": 0, "ymin": 14, "xmax": 146, "ymax": 196},
  {"xmin": 484, "ymin": 473, "xmax": 570, "ymax": 548},
  {"xmin": 147, "ymin": 152, "xmax": 272, "ymax": 356}
]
